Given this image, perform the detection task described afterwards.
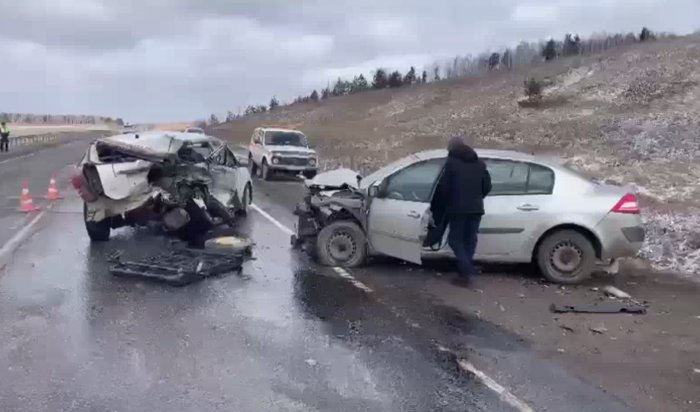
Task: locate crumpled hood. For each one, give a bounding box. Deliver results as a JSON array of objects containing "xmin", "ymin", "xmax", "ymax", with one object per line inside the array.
[
  {"xmin": 304, "ymin": 168, "xmax": 361, "ymax": 189},
  {"xmin": 266, "ymin": 145, "xmax": 316, "ymax": 155}
]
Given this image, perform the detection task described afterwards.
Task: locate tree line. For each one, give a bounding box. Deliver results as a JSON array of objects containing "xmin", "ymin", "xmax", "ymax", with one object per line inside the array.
[
  {"xmin": 210, "ymin": 27, "xmax": 664, "ymax": 124},
  {"xmin": 0, "ymin": 112, "xmax": 123, "ymax": 126}
]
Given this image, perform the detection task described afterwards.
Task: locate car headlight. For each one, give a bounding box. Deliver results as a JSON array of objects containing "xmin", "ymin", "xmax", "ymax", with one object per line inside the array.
[
  {"xmin": 308, "ymin": 158, "xmax": 316, "ymax": 166},
  {"xmin": 272, "ymin": 157, "xmax": 280, "ymax": 164}
]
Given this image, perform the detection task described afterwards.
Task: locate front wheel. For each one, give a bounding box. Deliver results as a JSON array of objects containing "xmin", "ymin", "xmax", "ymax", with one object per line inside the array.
[
  {"xmin": 236, "ymin": 183, "xmax": 252, "ymax": 216},
  {"xmin": 536, "ymin": 230, "xmax": 596, "ymax": 284},
  {"xmin": 83, "ymin": 203, "xmax": 110, "ymax": 242},
  {"xmin": 316, "ymin": 221, "xmax": 367, "ymax": 268},
  {"xmin": 261, "ymin": 159, "xmax": 272, "ymax": 181},
  {"xmin": 248, "ymin": 154, "xmax": 258, "ymax": 178}
]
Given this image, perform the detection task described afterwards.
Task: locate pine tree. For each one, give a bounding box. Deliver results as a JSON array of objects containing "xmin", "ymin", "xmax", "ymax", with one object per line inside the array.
[
  {"xmin": 421, "ymin": 70, "xmax": 428, "ymax": 83},
  {"xmin": 640, "ymin": 27, "xmax": 654, "ymax": 42},
  {"xmin": 542, "ymin": 39, "xmax": 557, "ymax": 61},
  {"xmin": 269, "ymin": 97, "xmax": 280, "ymax": 110},
  {"xmin": 403, "ymin": 66, "xmax": 417, "ymax": 85},
  {"xmin": 321, "ymin": 87, "xmax": 331, "ymax": 99},
  {"xmin": 310, "ymin": 90, "xmax": 319, "ymax": 101},
  {"xmin": 226, "ymin": 111, "xmax": 236, "ymax": 122},
  {"xmin": 373, "ymin": 69, "xmax": 388, "ymax": 89},
  {"xmin": 488, "ymin": 53, "xmax": 500, "ymax": 70},
  {"xmin": 501, "ymin": 49, "xmax": 513, "ymax": 69},
  {"xmin": 433, "ymin": 66, "xmax": 441, "ymax": 82},
  {"xmin": 388, "ymin": 70, "xmax": 403, "ymax": 88}
]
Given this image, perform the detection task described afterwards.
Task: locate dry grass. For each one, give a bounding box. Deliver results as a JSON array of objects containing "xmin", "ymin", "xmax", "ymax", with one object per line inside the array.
[{"xmin": 211, "ymin": 34, "xmax": 700, "ymax": 277}]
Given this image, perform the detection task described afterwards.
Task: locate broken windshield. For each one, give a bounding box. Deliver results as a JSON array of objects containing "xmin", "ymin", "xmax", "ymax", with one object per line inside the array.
[{"xmin": 264, "ymin": 131, "xmax": 307, "ymax": 147}]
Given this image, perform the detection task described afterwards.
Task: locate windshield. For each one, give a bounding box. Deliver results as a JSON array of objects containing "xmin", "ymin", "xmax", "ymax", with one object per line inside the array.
[{"xmin": 264, "ymin": 131, "xmax": 307, "ymax": 147}]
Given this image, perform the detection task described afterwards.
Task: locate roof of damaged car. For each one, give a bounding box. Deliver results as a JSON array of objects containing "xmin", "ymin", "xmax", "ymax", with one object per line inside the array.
[{"xmin": 98, "ymin": 131, "xmax": 212, "ymax": 157}]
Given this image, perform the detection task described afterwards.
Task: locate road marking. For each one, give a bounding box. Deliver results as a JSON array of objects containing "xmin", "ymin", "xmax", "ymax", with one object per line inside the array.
[
  {"xmin": 251, "ymin": 199, "xmax": 532, "ymax": 411},
  {"xmin": 0, "ymin": 153, "xmax": 35, "ymax": 165},
  {"xmin": 0, "ymin": 210, "xmax": 47, "ymax": 270},
  {"xmin": 457, "ymin": 359, "xmax": 535, "ymax": 412},
  {"xmin": 250, "ymin": 203, "xmax": 295, "ymax": 236}
]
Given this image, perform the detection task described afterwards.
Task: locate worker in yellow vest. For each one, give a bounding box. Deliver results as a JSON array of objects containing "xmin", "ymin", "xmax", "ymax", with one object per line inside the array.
[{"xmin": 0, "ymin": 122, "xmax": 10, "ymax": 152}]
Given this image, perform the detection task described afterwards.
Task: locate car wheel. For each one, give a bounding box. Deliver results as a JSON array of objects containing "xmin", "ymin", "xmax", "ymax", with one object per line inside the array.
[
  {"xmin": 537, "ymin": 230, "xmax": 596, "ymax": 285},
  {"xmin": 83, "ymin": 203, "xmax": 110, "ymax": 242},
  {"xmin": 303, "ymin": 170, "xmax": 317, "ymax": 180},
  {"xmin": 316, "ymin": 221, "xmax": 367, "ymax": 268},
  {"xmin": 261, "ymin": 159, "xmax": 272, "ymax": 181},
  {"xmin": 248, "ymin": 154, "xmax": 258, "ymax": 178},
  {"xmin": 236, "ymin": 183, "xmax": 252, "ymax": 216}
]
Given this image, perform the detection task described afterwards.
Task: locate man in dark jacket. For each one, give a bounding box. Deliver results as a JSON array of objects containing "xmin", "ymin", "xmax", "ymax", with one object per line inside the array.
[
  {"xmin": 435, "ymin": 136, "xmax": 491, "ymax": 287},
  {"xmin": 0, "ymin": 122, "xmax": 9, "ymax": 152}
]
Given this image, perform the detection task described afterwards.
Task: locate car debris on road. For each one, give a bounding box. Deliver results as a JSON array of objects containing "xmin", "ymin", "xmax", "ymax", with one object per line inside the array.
[
  {"xmin": 107, "ymin": 246, "xmax": 251, "ymax": 286},
  {"xmin": 72, "ymin": 131, "xmax": 252, "ymax": 242},
  {"xmin": 550, "ymin": 302, "xmax": 647, "ymax": 314}
]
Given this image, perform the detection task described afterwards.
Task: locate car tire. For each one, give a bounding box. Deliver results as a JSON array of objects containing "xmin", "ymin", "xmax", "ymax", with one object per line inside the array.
[
  {"xmin": 236, "ymin": 183, "xmax": 252, "ymax": 216},
  {"xmin": 536, "ymin": 229, "xmax": 596, "ymax": 285},
  {"xmin": 83, "ymin": 203, "xmax": 110, "ymax": 242},
  {"xmin": 261, "ymin": 159, "xmax": 272, "ymax": 181},
  {"xmin": 303, "ymin": 170, "xmax": 317, "ymax": 180},
  {"xmin": 316, "ymin": 221, "xmax": 367, "ymax": 268}
]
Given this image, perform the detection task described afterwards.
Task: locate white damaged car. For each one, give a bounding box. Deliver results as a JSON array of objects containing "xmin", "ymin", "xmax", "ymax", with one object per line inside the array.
[{"xmin": 71, "ymin": 131, "xmax": 252, "ymax": 241}]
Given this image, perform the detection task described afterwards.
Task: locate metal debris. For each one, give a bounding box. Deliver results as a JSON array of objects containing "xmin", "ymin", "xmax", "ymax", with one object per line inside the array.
[
  {"xmin": 108, "ymin": 248, "xmax": 250, "ymax": 286},
  {"xmin": 603, "ymin": 286, "xmax": 632, "ymax": 299},
  {"xmin": 590, "ymin": 326, "xmax": 608, "ymax": 334},
  {"xmin": 550, "ymin": 302, "xmax": 647, "ymax": 314}
]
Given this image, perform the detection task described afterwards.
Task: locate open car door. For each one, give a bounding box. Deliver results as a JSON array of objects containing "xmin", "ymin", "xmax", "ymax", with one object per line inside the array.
[{"xmin": 366, "ymin": 158, "xmax": 445, "ymax": 264}]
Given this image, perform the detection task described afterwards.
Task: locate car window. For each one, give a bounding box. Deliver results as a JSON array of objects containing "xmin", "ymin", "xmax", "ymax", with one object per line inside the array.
[
  {"xmin": 527, "ymin": 164, "xmax": 555, "ymax": 194},
  {"xmin": 264, "ymin": 131, "xmax": 307, "ymax": 146},
  {"xmin": 485, "ymin": 159, "xmax": 529, "ymax": 195},
  {"xmin": 484, "ymin": 159, "xmax": 555, "ymax": 196},
  {"xmin": 383, "ymin": 158, "xmax": 445, "ymax": 202}
]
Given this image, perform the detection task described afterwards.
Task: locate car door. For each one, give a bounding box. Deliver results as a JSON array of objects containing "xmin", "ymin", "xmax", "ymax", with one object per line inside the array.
[
  {"xmin": 476, "ymin": 159, "xmax": 556, "ymax": 262},
  {"xmin": 367, "ymin": 158, "xmax": 445, "ymax": 264},
  {"xmin": 208, "ymin": 145, "xmax": 238, "ymax": 205}
]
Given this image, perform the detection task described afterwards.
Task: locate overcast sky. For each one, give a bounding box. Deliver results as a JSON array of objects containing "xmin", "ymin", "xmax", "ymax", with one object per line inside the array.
[{"xmin": 0, "ymin": 0, "xmax": 698, "ymax": 122}]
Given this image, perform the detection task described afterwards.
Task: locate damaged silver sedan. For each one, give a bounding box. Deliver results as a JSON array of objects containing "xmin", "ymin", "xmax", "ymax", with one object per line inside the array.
[
  {"xmin": 293, "ymin": 149, "xmax": 644, "ymax": 284},
  {"xmin": 72, "ymin": 131, "xmax": 252, "ymax": 241}
]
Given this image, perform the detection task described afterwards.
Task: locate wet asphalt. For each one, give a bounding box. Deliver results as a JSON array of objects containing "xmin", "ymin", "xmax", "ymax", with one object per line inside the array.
[{"xmin": 0, "ymin": 144, "xmax": 636, "ymax": 411}]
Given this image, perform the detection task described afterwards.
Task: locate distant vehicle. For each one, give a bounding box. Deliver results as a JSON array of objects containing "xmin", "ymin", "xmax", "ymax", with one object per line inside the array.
[
  {"xmin": 72, "ymin": 131, "xmax": 252, "ymax": 241},
  {"xmin": 293, "ymin": 149, "xmax": 644, "ymax": 284},
  {"xmin": 121, "ymin": 124, "xmax": 137, "ymax": 134},
  {"xmin": 184, "ymin": 127, "xmax": 205, "ymax": 134},
  {"xmin": 248, "ymin": 127, "xmax": 317, "ymax": 180}
]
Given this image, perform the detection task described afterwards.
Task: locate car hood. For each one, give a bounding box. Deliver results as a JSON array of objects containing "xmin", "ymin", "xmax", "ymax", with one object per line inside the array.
[
  {"xmin": 305, "ymin": 168, "xmax": 362, "ymax": 190},
  {"xmin": 266, "ymin": 145, "xmax": 315, "ymax": 155}
]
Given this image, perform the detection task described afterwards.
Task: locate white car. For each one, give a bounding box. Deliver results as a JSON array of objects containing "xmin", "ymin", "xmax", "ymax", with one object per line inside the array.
[
  {"xmin": 248, "ymin": 127, "xmax": 318, "ymax": 180},
  {"xmin": 293, "ymin": 149, "xmax": 644, "ymax": 284},
  {"xmin": 72, "ymin": 131, "xmax": 252, "ymax": 241}
]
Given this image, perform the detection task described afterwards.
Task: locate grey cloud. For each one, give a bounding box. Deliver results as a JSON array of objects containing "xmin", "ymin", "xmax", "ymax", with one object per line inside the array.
[{"xmin": 0, "ymin": 0, "xmax": 698, "ymax": 121}]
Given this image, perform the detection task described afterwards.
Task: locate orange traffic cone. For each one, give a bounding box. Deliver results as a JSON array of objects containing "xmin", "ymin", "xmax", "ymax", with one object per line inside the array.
[
  {"xmin": 44, "ymin": 175, "xmax": 63, "ymax": 201},
  {"xmin": 18, "ymin": 180, "xmax": 40, "ymax": 213}
]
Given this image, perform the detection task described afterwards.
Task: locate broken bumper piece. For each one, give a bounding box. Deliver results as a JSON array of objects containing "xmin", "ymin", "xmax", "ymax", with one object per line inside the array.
[{"xmin": 108, "ymin": 248, "xmax": 251, "ymax": 286}]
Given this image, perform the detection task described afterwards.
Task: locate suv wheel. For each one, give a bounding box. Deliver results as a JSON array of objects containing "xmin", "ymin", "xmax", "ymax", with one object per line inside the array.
[
  {"xmin": 83, "ymin": 203, "xmax": 110, "ymax": 242},
  {"xmin": 236, "ymin": 183, "xmax": 252, "ymax": 216},
  {"xmin": 537, "ymin": 230, "xmax": 596, "ymax": 284},
  {"xmin": 248, "ymin": 154, "xmax": 258, "ymax": 177},
  {"xmin": 316, "ymin": 221, "xmax": 367, "ymax": 268}
]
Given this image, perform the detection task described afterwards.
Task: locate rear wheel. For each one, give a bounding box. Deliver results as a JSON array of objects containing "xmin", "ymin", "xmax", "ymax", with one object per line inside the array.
[
  {"xmin": 248, "ymin": 154, "xmax": 258, "ymax": 178},
  {"xmin": 83, "ymin": 203, "xmax": 110, "ymax": 242},
  {"xmin": 536, "ymin": 230, "xmax": 596, "ymax": 284},
  {"xmin": 316, "ymin": 221, "xmax": 367, "ymax": 268}
]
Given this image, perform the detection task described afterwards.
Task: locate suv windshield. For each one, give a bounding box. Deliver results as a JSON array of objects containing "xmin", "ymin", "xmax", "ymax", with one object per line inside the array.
[{"xmin": 264, "ymin": 131, "xmax": 307, "ymax": 147}]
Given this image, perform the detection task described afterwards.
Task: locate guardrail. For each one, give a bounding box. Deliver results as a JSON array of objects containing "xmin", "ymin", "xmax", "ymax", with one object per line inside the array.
[{"xmin": 8, "ymin": 134, "xmax": 59, "ymax": 147}]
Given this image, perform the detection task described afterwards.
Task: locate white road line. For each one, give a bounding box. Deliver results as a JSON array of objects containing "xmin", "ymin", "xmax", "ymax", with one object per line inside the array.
[
  {"xmin": 0, "ymin": 210, "xmax": 47, "ymax": 270},
  {"xmin": 0, "ymin": 153, "xmax": 35, "ymax": 165},
  {"xmin": 250, "ymin": 203, "xmax": 295, "ymax": 236},
  {"xmin": 457, "ymin": 360, "xmax": 535, "ymax": 412},
  {"xmin": 250, "ymin": 199, "xmax": 532, "ymax": 410}
]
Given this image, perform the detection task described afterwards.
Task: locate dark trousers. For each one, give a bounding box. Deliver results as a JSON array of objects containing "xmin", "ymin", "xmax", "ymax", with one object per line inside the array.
[
  {"xmin": 448, "ymin": 214, "xmax": 482, "ymax": 278},
  {"xmin": 0, "ymin": 137, "xmax": 8, "ymax": 152}
]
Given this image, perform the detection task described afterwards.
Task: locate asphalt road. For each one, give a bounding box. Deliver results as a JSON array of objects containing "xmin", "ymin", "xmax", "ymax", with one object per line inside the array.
[{"xmin": 0, "ymin": 143, "xmax": 638, "ymax": 411}]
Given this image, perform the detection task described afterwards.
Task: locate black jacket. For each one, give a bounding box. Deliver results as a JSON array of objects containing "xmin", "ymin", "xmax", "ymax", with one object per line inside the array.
[{"xmin": 434, "ymin": 141, "xmax": 491, "ymax": 216}]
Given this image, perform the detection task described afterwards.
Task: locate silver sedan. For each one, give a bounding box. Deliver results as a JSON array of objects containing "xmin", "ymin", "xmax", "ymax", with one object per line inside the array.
[{"xmin": 295, "ymin": 149, "xmax": 645, "ymax": 284}]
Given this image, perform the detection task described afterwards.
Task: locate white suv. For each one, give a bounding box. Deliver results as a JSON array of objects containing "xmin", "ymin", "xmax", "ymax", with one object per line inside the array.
[{"xmin": 248, "ymin": 127, "xmax": 318, "ymax": 180}]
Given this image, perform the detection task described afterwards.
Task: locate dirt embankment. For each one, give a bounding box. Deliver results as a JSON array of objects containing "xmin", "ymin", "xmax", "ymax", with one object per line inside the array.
[{"xmin": 211, "ymin": 35, "xmax": 700, "ymax": 280}]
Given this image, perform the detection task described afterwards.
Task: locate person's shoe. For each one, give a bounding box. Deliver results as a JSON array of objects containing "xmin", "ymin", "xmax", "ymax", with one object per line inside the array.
[{"xmin": 450, "ymin": 277, "xmax": 473, "ymax": 289}]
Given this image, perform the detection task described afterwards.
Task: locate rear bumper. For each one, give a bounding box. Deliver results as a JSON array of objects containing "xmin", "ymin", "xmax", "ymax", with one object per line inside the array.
[{"xmin": 596, "ymin": 214, "xmax": 644, "ymax": 260}]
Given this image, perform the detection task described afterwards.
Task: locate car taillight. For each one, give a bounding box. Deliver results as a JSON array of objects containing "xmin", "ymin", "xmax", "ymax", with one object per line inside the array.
[{"xmin": 611, "ymin": 194, "xmax": 640, "ymax": 214}]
